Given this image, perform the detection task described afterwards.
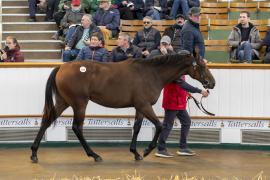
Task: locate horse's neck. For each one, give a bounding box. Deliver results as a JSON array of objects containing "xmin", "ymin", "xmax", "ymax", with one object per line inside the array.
[{"xmin": 154, "ymin": 63, "xmax": 190, "ymax": 87}]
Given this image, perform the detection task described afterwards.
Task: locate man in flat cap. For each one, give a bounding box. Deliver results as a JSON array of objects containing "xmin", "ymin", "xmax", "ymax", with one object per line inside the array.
[
  {"xmin": 180, "ymin": 7, "xmax": 205, "ymax": 59},
  {"xmin": 163, "ymin": 14, "xmax": 185, "ymax": 53}
]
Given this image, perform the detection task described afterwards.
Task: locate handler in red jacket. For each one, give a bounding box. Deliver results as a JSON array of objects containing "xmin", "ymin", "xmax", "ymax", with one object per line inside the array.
[{"xmin": 155, "ymin": 77, "xmax": 209, "ymax": 158}]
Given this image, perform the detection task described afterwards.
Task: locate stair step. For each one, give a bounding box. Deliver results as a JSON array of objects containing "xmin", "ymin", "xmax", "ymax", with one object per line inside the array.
[
  {"xmin": 2, "ymin": 6, "xmax": 30, "ymax": 14},
  {"xmin": 2, "ymin": 0, "xmax": 28, "ymax": 6},
  {"xmin": 1, "ymin": 40, "xmax": 63, "ymax": 50},
  {"xmin": 2, "ymin": 31, "xmax": 57, "ymax": 40},
  {"xmin": 22, "ymin": 50, "xmax": 62, "ymax": 60},
  {"xmin": 2, "ymin": 22, "xmax": 57, "ymax": 31},
  {"xmin": 2, "ymin": 14, "xmax": 46, "ymax": 22}
]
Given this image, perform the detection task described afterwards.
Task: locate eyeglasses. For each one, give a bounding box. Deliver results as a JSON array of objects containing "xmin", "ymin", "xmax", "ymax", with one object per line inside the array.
[
  {"xmin": 5, "ymin": 42, "xmax": 12, "ymax": 45},
  {"xmin": 143, "ymin": 21, "xmax": 151, "ymax": 24}
]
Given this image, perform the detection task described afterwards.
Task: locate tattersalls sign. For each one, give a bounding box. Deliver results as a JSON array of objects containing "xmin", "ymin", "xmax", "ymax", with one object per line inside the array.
[{"xmin": 0, "ymin": 117, "xmax": 269, "ymax": 129}]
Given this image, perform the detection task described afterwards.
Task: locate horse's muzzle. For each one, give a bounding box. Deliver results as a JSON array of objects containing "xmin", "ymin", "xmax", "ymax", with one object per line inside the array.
[{"xmin": 203, "ymin": 81, "xmax": 215, "ymax": 89}]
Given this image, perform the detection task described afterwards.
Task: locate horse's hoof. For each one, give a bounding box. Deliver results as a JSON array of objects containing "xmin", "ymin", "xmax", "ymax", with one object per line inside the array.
[
  {"xmin": 135, "ymin": 155, "xmax": 143, "ymax": 161},
  {"xmin": 143, "ymin": 148, "xmax": 151, "ymax": 157},
  {"xmin": 94, "ymin": 156, "xmax": 103, "ymax": 162},
  {"xmin": 31, "ymin": 156, "xmax": 38, "ymax": 163}
]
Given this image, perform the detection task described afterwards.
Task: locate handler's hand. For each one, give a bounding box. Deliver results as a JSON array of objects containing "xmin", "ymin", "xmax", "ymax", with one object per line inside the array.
[{"xmin": 201, "ymin": 89, "xmax": 209, "ymax": 97}]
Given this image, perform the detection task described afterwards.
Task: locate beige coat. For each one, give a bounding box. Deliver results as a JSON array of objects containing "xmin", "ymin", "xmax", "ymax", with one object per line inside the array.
[{"xmin": 228, "ymin": 23, "xmax": 262, "ymax": 59}]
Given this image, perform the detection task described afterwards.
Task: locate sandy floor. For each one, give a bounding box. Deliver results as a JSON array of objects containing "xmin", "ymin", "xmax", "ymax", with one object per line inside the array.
[{"xmin": 0, "ymin": 147, "xmax": 269, "ymax": 180}]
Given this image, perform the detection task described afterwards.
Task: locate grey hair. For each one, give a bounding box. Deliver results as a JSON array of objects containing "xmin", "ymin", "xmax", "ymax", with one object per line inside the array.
[
  {"xmin": 83, "ymin": 14, "xmax": 92, "ymax": 21},
  {"xmin": 118, "ymin": 32, "xmax": 131, "ymax": 42},
  {"xmin": 143, "ymin": 16, "xmax": 153, "ymax": 22}
]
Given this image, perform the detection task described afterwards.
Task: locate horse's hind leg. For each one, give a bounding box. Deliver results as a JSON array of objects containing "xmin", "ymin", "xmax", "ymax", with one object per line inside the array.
[
  {"xmin": 31, "ymin": 97, "xmax": 68, "ymax": 163},
  {"xmin": 130, "ymin": 111, "xmax": 144, "ymax": 161},
  {"xmin": 137, "ymin": 104, "xmax": 162, "ymax": 157},
  {"xmin": 72, "ymin": 105, "xmax": 102, "ymax": 162}
]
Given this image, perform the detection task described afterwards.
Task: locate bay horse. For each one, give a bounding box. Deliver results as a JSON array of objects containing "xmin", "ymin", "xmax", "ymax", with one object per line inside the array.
[{"xmin": 30, "ymin": 51, "xmax": 215, "ymax": 163}]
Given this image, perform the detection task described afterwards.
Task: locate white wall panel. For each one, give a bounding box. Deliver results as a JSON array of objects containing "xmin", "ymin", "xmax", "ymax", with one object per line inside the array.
[{"xmin": 0, "ymin": 67, "xmax": 270, "ymax": 118}]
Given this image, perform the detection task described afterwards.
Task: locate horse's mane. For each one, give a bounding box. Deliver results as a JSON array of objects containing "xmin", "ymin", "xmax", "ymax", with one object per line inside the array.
[{"xmin": 132, "ymin": 53, "xmax": 192, "ymax": 67}]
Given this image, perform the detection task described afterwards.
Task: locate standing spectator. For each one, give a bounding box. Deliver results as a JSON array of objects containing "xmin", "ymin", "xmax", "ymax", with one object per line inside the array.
[
  {"xmin": 28, "ymin": 0, "xmax": 38, "ymax": 21},
  {"xmin": 263, "ymin": 29, "xmax": 270, "ymax": 63},
  {"xmin": 170, "ymin": 0, "xmax": 199, "ymax": 19},
  {"xmin": 155, "ymin": 51, "xmax": 209, "ymax": 158},
  {"xmin": 111, "ymin": 33, "xmax": 142, "ymax": 62},
  {"xmin": 60, "ymin": 0, "xmax": 85, "ymax": 42},
  {"xmin": 45, "ymin": 0, "xmax": 60, "ymax": 21},
  {"xmin": 76, "ymin": 33, "xmax": 110, "ymax": 61},
  {"xmin": 133, "ymin": 16, "xmax": 161, "ymax": 58},
  {"xmin": 163, "ymin": 14, "xmax": 185, "ymax": 53},
  {"xmin": 63, "ymin": 14, "xmax": 102, "ymax": 62},
  {"xmin": 228, "ymin": 11, "xmax": 262, "ymax": 63},
  {"xmin": 148, "ymin": 35, "xmax": 175, "ymax": 58},
  {"xmin": 0, "ymin": 36, "xmax": 24, "ymax": 62},
  {"xmin": 93, "ymin": 0, "xmax": 120, "ymax": 38},
  {"xmin": 180, "ymin": 7, "xmax": 205, "ymax": 59}
]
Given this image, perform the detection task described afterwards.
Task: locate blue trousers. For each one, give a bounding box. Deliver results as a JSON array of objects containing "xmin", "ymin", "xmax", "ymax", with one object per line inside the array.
[
  {"xmin": 157, "ymin": 109, "xmax": 191, "ymax": 151},
  {"xmin": 62, "ymin": 49, "xmax": 80, "ymax": 62},
  {"xmin": 28, "ymin": 0, "xmax": 38, "ymax": 18},
  {"xmin": 237, "ymin": 42, "xmax": 256, "ymax": 63},
  {"xmin": 170, "ymin": 0, "xmax": 189, "ymax": 18}
]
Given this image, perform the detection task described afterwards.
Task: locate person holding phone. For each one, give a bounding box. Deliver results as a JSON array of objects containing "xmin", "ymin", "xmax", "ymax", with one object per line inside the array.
[{"xmin": 0, "ymin": 36, "xmax": 24, "ymax": 62}]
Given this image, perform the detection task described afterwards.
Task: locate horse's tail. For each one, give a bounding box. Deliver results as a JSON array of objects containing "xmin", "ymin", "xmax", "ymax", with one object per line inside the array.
[{"xmin": 42, "ymin": 66, "xmax": 60, "ymax": 126}]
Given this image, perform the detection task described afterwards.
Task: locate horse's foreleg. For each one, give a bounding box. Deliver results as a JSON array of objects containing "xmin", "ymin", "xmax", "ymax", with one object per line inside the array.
[
  {"xmin": 72, "ymin": 107, "xmax": 102, "ymax": 162},
  {"xmin": 139, "ymin": 105, "xmax": 162, "ymax": 157},
  {"xmin": 31, "ymin": 98, "xmax": 68, "ymax": 163},
  {"xmin": 130, "ymin": 111, "xmax": 144, "ymax": 161}
]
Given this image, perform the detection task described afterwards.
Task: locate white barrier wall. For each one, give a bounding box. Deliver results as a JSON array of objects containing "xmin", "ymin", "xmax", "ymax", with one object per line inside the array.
[
  {"xmin": 1, "ymin": 67, "xmax": 270, "ymax": 117},
  {"xmin": 0, "ymin": 65, "xmax": 270, "ymax": 144}
]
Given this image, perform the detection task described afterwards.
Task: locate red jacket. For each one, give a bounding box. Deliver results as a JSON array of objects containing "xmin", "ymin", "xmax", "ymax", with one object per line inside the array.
[
  {"xmin": 162, "ymin": 77, "xmax": 188, "ymax": 110},
  {"xmin": 3, "ymin": 48, "xmax": 24, "ymax": 62}
]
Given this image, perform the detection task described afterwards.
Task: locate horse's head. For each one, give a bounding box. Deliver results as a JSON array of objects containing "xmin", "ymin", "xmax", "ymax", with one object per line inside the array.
[{"xmin": 187, "ymin": 48, "xmax": 215, "ymax": 89}]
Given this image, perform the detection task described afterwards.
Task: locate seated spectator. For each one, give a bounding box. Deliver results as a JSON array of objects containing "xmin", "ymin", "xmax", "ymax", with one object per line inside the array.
[
  {"xmin": 0, "ymin": 36, "xmax": 24, "ymax": 62},
  {"xmin": 228, "ymin": 11, "xmax": 262, "ymax": 63},
  {"xmin": 169, "ymin": 0, "xmax": 199, "ymax": 19},
  {"xmin": 76, "ymin": 33, "xmax": 110, "ymax": 61},
  {"xmin": 111, "ymin": 33, "xmax": 142, "ymax": 62},
  {"xmin": 118, "ymin": 0, "xmax": 136, "ymax": 20},
  {"xmin": 163, "ymin": 14, "xmax": 185, "ymax": 53},
  {"xmin": 262, "ymin": 29, "xmax": 270, "ymax": 63},
  {"xmin": 81, "ymin": 0, "xmax": 99, "ymax": 14},
  {"xmin": 133, "ymin": 16, "xmax": 161, "ymax": 58},
  {"xmin": 148, "ymin": 35, "xmax": 175, "ymax": 58},
  {"xmin": 60, "ymin": 0, "xmax": 85, "ymax": 42},
  {"xmin": 130, "ymin": 0, "xmax": 171, "ymax": 20},
  {"xmin": 93, "ymin": 0, "xmax": 120, "ymax": 38},
  {"xmin": 63, "ymin": 14, "xmax": 102, "ymax": 62}
]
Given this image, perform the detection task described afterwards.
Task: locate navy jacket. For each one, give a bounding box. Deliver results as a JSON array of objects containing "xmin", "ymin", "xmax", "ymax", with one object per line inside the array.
[
  {"xmin": 180, "ymin": 19, "xmax": 205, "ymax": 58},
  {"xmin": 263, "ymin": 29, "xmax": 270, "ymax": 52},
  {"xmin": 111, "ymin": 44, "xmax": 142, "ymax": 62},
  {"xmin": 76, "ymin": 46, "xmax": 110, "ymax": 62},
  {"xmin": 93, "ymin": 7, "xmax": 120, "ymax": 36}
]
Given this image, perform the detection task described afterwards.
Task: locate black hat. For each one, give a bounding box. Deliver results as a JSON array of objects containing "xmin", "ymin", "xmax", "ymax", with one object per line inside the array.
[{"xmin": 175, "ymin": 14, "xmax": 185, "ymax": 20}]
